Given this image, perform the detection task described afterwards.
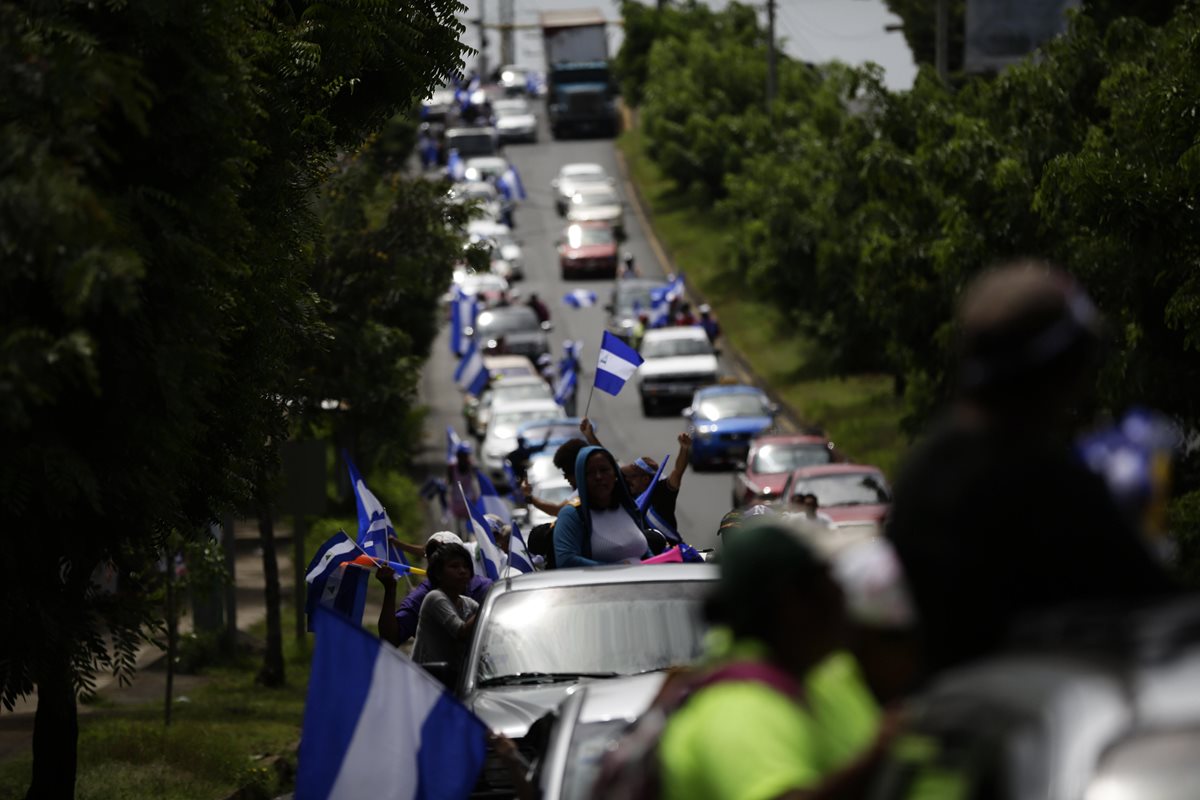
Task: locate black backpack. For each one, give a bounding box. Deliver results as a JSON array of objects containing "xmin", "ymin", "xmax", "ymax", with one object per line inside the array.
[{"xmin": 526, "ymin": 522, "xmax": 556, "ymax": 569}]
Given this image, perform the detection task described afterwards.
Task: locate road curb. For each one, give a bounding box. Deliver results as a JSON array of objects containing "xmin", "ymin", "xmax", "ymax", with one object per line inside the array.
[{"xmin": 613, "ymin": 110, "xmax": 804, "ymax": 436}]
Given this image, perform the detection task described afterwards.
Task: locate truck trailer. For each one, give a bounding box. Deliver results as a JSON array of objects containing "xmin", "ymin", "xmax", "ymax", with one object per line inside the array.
[{"xmin": 540, "ymin": 9, "xmax": 619, "ymax": 138}]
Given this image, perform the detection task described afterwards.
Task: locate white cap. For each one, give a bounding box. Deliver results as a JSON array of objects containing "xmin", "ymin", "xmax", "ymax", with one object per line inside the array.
[
  {"xmin": 831, "ymin": 537, "xmax": 916, "ymax": 630},
  {"xmin": 427, "ymin": 531, "xmax": 464, "ymax": 547}
]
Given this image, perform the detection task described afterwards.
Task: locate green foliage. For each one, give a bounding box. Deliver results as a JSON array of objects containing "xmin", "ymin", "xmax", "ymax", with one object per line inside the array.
[
  {"xmin": 0, "ymin": 0, "xmax": 466, "ymax": 792},
  {"xmin": 881, "ymin": 0, "xmax": 966, "ymax": 71}
]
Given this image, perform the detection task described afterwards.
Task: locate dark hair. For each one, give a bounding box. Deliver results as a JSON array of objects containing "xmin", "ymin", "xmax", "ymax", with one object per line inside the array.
[
  {"xmin": 428, "ymin": 543, "xmax": 472, "ymax": 589},
  {"xmin": 553, "ymin": 438, "xmax": 586, "ymax": 479}
]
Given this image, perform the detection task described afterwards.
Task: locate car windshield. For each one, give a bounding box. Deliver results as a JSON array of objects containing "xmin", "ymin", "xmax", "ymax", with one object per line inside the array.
[
  {"xmin": 567, "ymin": 226, "xmax": 614, "ymax": 248},
  {"xmin": 791, "ymin": 473, "xmax": 890, "ymax": 507},
  {"xmin": 487, "ymin": 363, "xmax": 535, "ymax": 378},
  {"xmin": 477, "ymin": 308, "xmax": 539, "ymax": 335},
  {"xmin": 520, "ymin": 423, "xmax": 581, "ymax": 444},
  {"xmin": 614, "ymin": 285, "xmax": 661, "ymax": 315},
  {"xmin": 460, "ymin": 274, "xmax": 506, "ymax": 294},
  {"xmin": 494, "ymin": 100, "xmax": 529, "ymax": 116},
  {"xmin": 752, "ymin": 443, "xmax": 832, "ymax": 473},
  {"xmin": 526, "ymin": 457, "xmax": 560, "ymax": 485},
  {"xmin": 561, "ymin": 166, "xmax": 605, "ymax": 182},
  {"xmin": 491, "ymin": 383, "xmax": 551, "ymax": 406},
  {"xmin": 696, "ymin": 393, "xmax": 769, "ymax": 420},
  {"xmin": 641, "ymin": 337, "xmax": 713, "ymax": 358},
  {"xmin": 491, "ymin": 410, "xmax": 559, "ymax": 438},
  {"xmin": 561, "ymin": 719, "xmax": 629, "ymax": 800},
  {"xmin": 573, "ymin": 187, "xmax": 619, "ymax": 207},
  {"xmin": 476, "ymin": 581, "xmax": 711, "ymax": 682},
  {"xmin": 534, "ymin": 483, "xmax": 576, "ymax": 504},
  {"xmin": 447, "ymin": 132, "xmax": 495, "ymax": 157}
]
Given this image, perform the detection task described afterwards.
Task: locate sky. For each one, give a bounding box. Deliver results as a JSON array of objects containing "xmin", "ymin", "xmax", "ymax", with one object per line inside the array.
[{"xmin": 457, "ymin": 0, "xmax": 919, "ymax": 91}]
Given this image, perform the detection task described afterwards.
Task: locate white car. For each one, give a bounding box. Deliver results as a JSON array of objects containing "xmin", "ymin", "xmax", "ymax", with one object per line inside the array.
[
  {"xmin": 565, "ymin": 183, "xmax": 625, "ymax": 237},
  {"xmin": 464, "ymin": 156, "xmax": 509, "ymax": 183},
  {"xmin": 467, "ymin": 220, "xmax": 525, "ymax": 281},
  {"xmin": 481, "ymin": 398, "xmax": 565, "ymax": 485},
  {"xmin": 448, "ymin": 180, "xmax": 503, "ymax": 222},
  {"xmin": 470, "ymin": 376, "xmax": 555, "ymax": 440},
  {"xmin": 637, "ymin": 327, "xmax": 720, "ymax": 416},
  {"xmin": 526, "ymin": 475, "xmax": 576, "ymax": 529},
  {"xmin": 551, "ymin": 163, "xmax": 612, "ymax": 216},
  {"xmin": 494, "ymin": 98, "xmax": 538, "ymax": 143},
  {"xmin": 445, "ymin": 268, "xmax": 509, "ymax": 305}
]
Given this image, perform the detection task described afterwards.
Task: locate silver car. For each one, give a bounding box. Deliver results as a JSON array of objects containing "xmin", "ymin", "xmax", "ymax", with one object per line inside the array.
[
  {"xmin": 551, "ymin": 163, "xmax": 612, "ymax": 216},
  {"xmin": 460, "ymin": 564, "xmax": 716, "ymax": 796}
]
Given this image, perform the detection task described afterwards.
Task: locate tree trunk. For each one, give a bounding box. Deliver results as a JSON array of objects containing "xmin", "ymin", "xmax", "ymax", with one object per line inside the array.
[
  {"xmin": 164, "ymin": 557, "xmax": 176, "ymax": 727},
  {"xmin": 26, "ymin": 654, "xmax": 77, "ymax": 800},
  {"xmin": 257, "ymin": 504, "xmax": 286, "ymax": 686}
]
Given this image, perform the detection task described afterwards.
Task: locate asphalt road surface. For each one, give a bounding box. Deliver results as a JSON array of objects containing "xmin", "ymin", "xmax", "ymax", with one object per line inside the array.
[{"xmin": 417, "ymin": 111, "xmax": 735, "ymax": 552}]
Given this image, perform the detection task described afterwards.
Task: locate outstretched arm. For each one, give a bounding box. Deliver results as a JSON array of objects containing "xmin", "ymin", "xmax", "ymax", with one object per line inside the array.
[
  {"xmin": 580, "ymin": 417, "xmax": 602, "ymax": 447},
  {"xmin": 375, "ymin": 566, "xmax": 400, "ymax": 646},
  {"xmin": 667, "ymin": 432, "xmax": 692, "ymax": 490}
]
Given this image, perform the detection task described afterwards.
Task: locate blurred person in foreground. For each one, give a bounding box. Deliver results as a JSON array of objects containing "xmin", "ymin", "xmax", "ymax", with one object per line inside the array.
[
  {"xmin": 656, "ymin": 521, "xmax": 892, "ymax": 800},
  {"xmin": 885, "ymin": 260, "xmax": 1173, "ymax": 679},
  {"xmin": 377, "ymin": 531, "xmax": 492, "ymax": 647}
]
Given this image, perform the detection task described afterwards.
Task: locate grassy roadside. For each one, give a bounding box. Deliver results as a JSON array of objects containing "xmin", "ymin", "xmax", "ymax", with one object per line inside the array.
[{"xmin": 617, "ymin": 124, "xmax": 909, "ymax": 476}]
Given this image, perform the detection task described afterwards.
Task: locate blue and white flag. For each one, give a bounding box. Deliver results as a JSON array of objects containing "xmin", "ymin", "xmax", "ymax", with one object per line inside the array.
[
  {"xmin": 594, "ymin": 331, "xmax": 645, "ymax": 397},
  {"xmin": 502, "ymin": 459, "xmax": 524, "ymax": 504},
  {"xmin": 296, "ymin": 607, "xmax": 488, "ymax": 800},
  {"xmin": 304, "ymin": 531, "xmax": 368, "ymax": 632},
  {"xmin": 454, "ymin": 341, "xmax": 490, "ymax": 397},
  {"xmin": 344, "ymin": 453, "xmax": 407, "ymax": 566},
  {"xmin": 475, "ymin": 469, "xmax": 512, "ymax": 526},
  {"xmin": 508, "ymin": 521, "xmax": 535, "ymax": 573},
  {"xmin": 447, "ymin": 148, "xmax": 465, "ymax": 182},
  {"xmin": 497, "ymin": 164, "xmax": 526, "ymax": 201},
  {"xmin": 559, "ymin": 339, "xmax": 580, "ymax": 376},
  {"xmin": 563, "ymin": 289, "xmax": 598, "ymax": 309},
  {"xmin": 449, "ymin": 287, "xmax": 476, "ymax": 357},
  {"xmin": 648, "ymin": 274, "xmax": 686, "ymax": 328},
  {"xmin": 553, "ymin": 366, "xmax": 577, "ymax": 407},
  {"xmin": 635, "ymin": 455, "xmax": 682, "ymax": 544},
  {"xmin": 459, "ymin": 484, "xmax": 503, "ymax": 580}
]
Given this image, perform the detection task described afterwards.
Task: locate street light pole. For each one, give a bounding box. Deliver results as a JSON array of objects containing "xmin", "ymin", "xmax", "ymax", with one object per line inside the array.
[
  {"xmin": 478, "ymin": 0, "xmax": 489, "ymax": 78},
  {"xmin": 766, "ymin": 0, "xmax": 777, "ymax": 111}
]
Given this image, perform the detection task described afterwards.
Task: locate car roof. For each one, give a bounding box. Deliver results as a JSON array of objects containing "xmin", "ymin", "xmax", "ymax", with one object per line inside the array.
[
  {"xmin": 478, "ymin": 306, "xmax": 537, "ymax": 320},
  {"xmin": 572, "ymin": 182, "xmax": 616, "ymax": 195},
  {"xmin": 560, "ymin": 163, "xmax": 605, "ymax": 177},
  {"xmin": 483, "ymin": 355, "xmax": 534, "ymax": 367},
  {"xmin": 447, "ymin": 126, "xmax": 498, "ymax": 136},
  {"xmin": 695, "ymin": 384, "xmax": 766, "ymax": 399},
  {"xmin": 489, "ymin": 563, "xmax": 717, "ymax": 595},
  {"xmin": 490, "ymin": 375, "xmax": 546, "ymax": 388},
  {"xmin": 565, "ymin": 220, "xmax": 614, "ymax": 231},
  {"xmin": 465, "ymin": 156, "xmax": 507, "ymax": 167},
  {"xmin": 643, "ymin": 327, "xmax": 710, "ymax": 342},
  {"xmin": 788, "ymin": 463, "xmax": 884, "ymax": 479}
]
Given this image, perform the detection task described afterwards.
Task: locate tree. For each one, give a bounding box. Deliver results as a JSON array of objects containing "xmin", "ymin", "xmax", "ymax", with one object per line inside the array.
[{"xmin": 0, "ymin": 0, "xmax": 466, "ymax": 796}]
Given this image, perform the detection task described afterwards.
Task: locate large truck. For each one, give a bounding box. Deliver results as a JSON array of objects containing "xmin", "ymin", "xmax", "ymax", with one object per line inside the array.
[{"xmin": 540, "ymin": 9, "xmax": 619, "ymax": 138}]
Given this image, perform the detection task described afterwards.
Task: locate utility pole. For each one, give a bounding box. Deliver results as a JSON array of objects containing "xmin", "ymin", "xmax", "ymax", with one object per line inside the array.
[
  {"xmin": 499, "ymin": 0, "xmax": 515, "ymax": 68},
  {"xmin": 478, "ymin": 0, "xmax": 490, "ymax": 79},
  {"xmin": 935, "ymin": 0, "xmax": 949, "ymax": 81},
  {"xmin": 766, "ymin": 0, "xmax": 777, "ymax": 111}
]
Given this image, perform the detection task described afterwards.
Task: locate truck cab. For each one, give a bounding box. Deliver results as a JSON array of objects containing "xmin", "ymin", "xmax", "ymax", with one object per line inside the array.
[{"xmin": 540, "ymin": 9, "xmax": 619, "ymax": 138}]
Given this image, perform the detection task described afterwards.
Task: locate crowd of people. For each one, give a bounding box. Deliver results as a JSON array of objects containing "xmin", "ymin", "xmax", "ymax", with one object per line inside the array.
[{"xmin": 388, "ymin": 259, "xmax": 1182, "ymax": 796}]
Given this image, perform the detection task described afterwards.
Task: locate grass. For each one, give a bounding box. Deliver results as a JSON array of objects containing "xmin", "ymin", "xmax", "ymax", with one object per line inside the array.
[
  {"xmin": 0, "ymin": 634, "xmax": 311, "ymax": 800},
  {"xmin": 617, "ymin": 125, "xmax": 908, "ymax": 476}
]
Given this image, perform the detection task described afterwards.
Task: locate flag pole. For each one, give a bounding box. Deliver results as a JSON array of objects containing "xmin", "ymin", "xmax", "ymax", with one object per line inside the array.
[{"xmin": 582, "ymin": 382, "xmax": 596, "ymax": 419}]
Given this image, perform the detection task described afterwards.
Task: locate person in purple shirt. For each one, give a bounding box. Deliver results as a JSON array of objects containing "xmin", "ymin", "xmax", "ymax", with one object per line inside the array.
[{"xmin": 378, "ymin": 531, "xmax": 492, "ymax": 647}]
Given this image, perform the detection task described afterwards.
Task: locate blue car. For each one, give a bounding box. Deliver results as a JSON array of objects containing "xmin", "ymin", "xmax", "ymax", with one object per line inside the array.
[{"xmin": 683, "ymin": 385, "xmax": 779, "ymax": 469}]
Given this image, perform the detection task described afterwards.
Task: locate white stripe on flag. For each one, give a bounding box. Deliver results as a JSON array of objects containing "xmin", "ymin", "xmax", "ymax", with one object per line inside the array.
[{"xmin": 306, "ymin": 538, "xmax": 358, "ymax": 583}]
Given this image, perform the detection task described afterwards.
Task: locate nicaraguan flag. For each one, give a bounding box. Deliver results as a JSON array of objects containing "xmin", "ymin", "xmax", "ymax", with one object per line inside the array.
[
  {"xmin": 502, "ymin": 459, "xmax": 524, "ymax": 504},
  {"xmin": 454, "ymin": 341, "xmax": 490, "ymax": 397},
  {"xmin": 448, "ymin": 148, "xmax": 465, "ymax": 181},
  {"xmin": 449, "ymin": 287, "xmax": 474, "ymax": 357},
  {"xmin": 563, "ymin": 289, "xmax": 598, "ymax": 309},
  {"xmin": 559, "ymin": 339, "xmax": 580, "ymax": 376},
  {"xmin": 304, "ymin": 531, "xmax": 368, "ymax": 632},
  {"xmin": 475, "ymin": 469, "xmax": 512, "ymax": 526},
  {"xmin": 497, "ymin": 164, "xmax": 526, "ymax": 201},
  {"xmin": 296, "ymin": 608, "xmax": 488, "ymax": 800},
  {"xmin": 634, "ymin": 454, "xmax": 682, "ymax": 544},
  {"xmin": 635, "ymin": 455, "xmax": 669, "ymax": 515},
  {"xmin": 649, "ymin": 285, "xmax": 671, "ymax": 328},
  {"xmin": 458, "ymin": 484, "xmax": 503, "ymax": 580},
  {"xmin": 554, "ymin": 366, "xmax": 576, "ymax": 407},
  {"xmin": 594, "ymin": 330, "xmax": 644, "ymax": 397},
  {"xmin": 446, "ymin": 425, "xmax": 463, "ymax": 464},
  {"xmin": 508, "ymin": 521, "xmax": 535, "ymax": 573}
]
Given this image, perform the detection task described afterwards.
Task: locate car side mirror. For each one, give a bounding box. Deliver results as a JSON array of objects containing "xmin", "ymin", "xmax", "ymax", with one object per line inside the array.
[
  {"xmin": 420, "ymin": 661, "xmax": 457, "ymax": 690},
  {"xmin": 681, "ymin": 408, "xmax": 694, "ymax": 419},
  {"xmin": 540, "ymin": 320, "xmax": 553, "ymax": 332}
]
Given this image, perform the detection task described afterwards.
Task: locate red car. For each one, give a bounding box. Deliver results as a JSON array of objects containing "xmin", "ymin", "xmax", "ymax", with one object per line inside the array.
[
  {"xmin": 779, "ymin": 463, "xmax": 891, "ymax": 525},
  {"xmin": 732, "ymin": 434, "xmax": 837, "ymax": 507},
  {"xmin": 558, "ymin": 221, "xmax": 618, "ymax": 280}
]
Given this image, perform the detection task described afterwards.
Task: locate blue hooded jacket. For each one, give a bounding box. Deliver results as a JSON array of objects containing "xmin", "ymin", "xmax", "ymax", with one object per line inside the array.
[{"xmin": 553, "ymin": 445, "xmax": 651, "ymax": 567}]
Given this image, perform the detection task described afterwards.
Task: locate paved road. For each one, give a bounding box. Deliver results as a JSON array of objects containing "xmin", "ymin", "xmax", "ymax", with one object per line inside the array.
[{"xmin": 417, "ymin": 112, "xmax": 738, "ymax": 553}]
